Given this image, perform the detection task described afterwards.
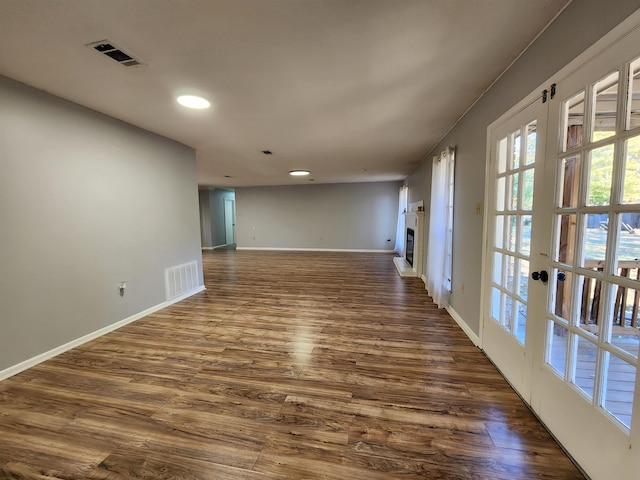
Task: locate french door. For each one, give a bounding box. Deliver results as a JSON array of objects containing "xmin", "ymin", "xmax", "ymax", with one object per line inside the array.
[
  {"xmin": 483, "ymin": 17, "xmax": 640, "ymax": 480},
  {"xmin": 483, "ymin": 99, "xmax": 548, "ymax": 402}
]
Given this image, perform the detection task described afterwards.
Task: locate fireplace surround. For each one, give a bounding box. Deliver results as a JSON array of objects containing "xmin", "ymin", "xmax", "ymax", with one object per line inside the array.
[{"xmin": 393, "ymin": 203, "xmax": 424, "ymax": 278}]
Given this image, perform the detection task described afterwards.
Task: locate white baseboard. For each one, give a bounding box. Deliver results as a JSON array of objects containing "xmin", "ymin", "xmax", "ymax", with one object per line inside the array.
[
  {"xmin": 236, "ymin": 247, "xmax": 394, "ymax": 253},
  {"xmin": 420, "ymin": 274, "xmax": 427, "ymax": 287},
  {"xmin": 0, "ymin": 285, "xmax": 206, "ymax": 382},
  {"xmin": 201, "ymin": 244, "xmax": 228, "ymax": 250},
  {"xmin": 446, "ymin": 305, "xmax": 480, "ymax": 347}
]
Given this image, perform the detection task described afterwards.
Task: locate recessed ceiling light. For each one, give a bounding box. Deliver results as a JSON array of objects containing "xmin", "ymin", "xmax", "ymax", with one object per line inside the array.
[
  {"xmin": 290, "ymin": 170, "xmax": 310, "ymax": 176},
  {"xmin": 177, "ymin": 95, "xmax": 211, "ymax": 109}
]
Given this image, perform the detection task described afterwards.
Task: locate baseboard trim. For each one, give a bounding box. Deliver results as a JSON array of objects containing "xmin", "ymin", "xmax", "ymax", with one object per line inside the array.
[
  {"xmin": 420, "ymin": 274, "xmax": 428, "ymax": 287},
  {"xmin": 236, "ymin": 247, "xmax": 394, "ymax": 253},
  {"xmin": 446, "ymin": 306, "xmax": 480, "ymax": 347},
  {"xmin": 201, "ymin": 244, "xmax": 228, "ymax": 250},
  {"xmin": 0, "ymin": 285, "xmax": 206, "ymax": 382}
]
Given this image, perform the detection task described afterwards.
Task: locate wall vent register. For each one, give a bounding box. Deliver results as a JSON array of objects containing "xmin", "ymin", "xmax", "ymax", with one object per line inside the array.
[
  {"xmin": 86, "ymin": 40, "xmax": 143, "ymax": 67},
  {"xmin": 165, "ymin": 261, "xmax": 198, "ymax": 301}
]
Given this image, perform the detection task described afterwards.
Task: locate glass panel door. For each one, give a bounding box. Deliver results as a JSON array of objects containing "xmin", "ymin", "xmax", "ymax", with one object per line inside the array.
[
  {"xmin": 483, "ymin": 99, "xmax": 547, "ymax": 401},
  {"xmin": 485, "ymin": 18, "xmax": 640, "ymax": 480},
  {"xmin": 529, "ymin": 32, "xmax": 640, "ymax": 480}
]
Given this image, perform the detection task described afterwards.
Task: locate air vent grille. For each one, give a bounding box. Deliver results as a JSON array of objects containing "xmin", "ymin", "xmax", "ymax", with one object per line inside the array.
[
  {"xmin": 165, "ymin": 261, "xmax": 199, "ymax": 301},
  {"xmin": 86, "ymin": 40, "xmax": 143, "ymax": 67}
]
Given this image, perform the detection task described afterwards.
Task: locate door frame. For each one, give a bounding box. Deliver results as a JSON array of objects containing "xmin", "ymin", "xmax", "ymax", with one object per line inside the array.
[{"xmin": 224, "ymin": 197, "xmax": 235, "ymax": 245}]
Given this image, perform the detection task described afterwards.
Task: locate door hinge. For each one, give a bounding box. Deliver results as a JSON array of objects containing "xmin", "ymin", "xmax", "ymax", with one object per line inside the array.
[{"xmin": 542, "ymin": 83, "xmax": 556, "ymax": 103}]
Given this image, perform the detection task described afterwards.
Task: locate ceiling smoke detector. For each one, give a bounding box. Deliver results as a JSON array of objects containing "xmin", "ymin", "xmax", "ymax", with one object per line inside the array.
[{"xmin": 86, "ymin": 40, "xmax": 144, "ymax": 67}]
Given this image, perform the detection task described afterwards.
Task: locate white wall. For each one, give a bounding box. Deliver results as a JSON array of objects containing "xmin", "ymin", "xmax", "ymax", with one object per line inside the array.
[
  {"xmin": 0, "ymin": 75, "xmax": 203, "ymax": 373},
  {"xmin": 406, "ymin": 0, "xmax": 640, "ymax": 335},
  {"xmin": 235, "ymin": 182, "xmax": 400, "ymax": 250}
]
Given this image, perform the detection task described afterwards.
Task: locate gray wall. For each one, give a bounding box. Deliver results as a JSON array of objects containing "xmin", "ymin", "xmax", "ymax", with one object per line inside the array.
[
  {"xmin": 199, "ymin": 189, "xmax": 213, "ymax": 248},
  {"xmin": 235, "ymin": 182, "xmax": 400, "ymax": 250},
  {"xmin": 406, "ymin": 0, "xmax": 640, "ymax": 335},
  {"xmin": 0, "ymin": 75, "xmax": 203, "ymax": 372}
]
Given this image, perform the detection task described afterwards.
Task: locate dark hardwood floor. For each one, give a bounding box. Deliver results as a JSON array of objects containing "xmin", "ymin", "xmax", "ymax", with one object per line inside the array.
[{"xmin": 0, "ymin": 250, "xmax": 585, "ymax": 479}]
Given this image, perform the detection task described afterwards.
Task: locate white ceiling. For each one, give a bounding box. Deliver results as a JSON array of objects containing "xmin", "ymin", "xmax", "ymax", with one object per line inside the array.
[{"xmin": 0, "ymin": 0, "xmax": 570, "ymax": 187}]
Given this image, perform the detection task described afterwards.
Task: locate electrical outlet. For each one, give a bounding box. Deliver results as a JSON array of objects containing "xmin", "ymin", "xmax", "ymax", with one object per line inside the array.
[{"xmin": 117, "ymin": 281, "xmax": 127, "ymax": 297}]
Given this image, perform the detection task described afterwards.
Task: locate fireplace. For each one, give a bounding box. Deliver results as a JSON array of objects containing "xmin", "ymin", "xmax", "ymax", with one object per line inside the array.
[
  {"xmin": 393, "ymin": 203, "xmax": 424, "ymax": 278},
  {"xmin": 406, "ymin": 228, "xmax": 415, "ymax": 267}
]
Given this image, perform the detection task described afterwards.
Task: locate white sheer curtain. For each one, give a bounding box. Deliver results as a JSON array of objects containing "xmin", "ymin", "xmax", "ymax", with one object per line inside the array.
[
  {"xmin": 427, "ymin": 147, "xmax": 455, "ymax": 308},
  {"xmin": 394, "ymin": 185, "xmax": 408, "ymax": 254}
]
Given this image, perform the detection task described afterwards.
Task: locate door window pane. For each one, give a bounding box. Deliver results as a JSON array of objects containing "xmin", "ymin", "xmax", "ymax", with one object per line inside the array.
[
  {"xmin": 518, "ymin": 259, "xmax": 529, "ymax": 301},
  {"xmin": 610, "ymin": 284, "xmax": 640, "ymax": 359},
  {"xmin": 559, "ymin": 154, "xmax": 581, "ymax": 208},
  {"xmin": 628, "ymin": 59, "xmax": 640, "ymax": 129},
  {"xmin": 548, "ymin": 322, "xmax": 568, "ymax": 378},
  {"xmin": 565, "ymin": 91, "xmax": 585, "ymax": 150},
  {"xmin": 573, "ymin": 335, "xmax": 598, "ymax": 400},
  {"xmin": 591, "ymin": 71, "xmax": 619, "ymax": 142},
  {"xmin": 582, "ymin": 213, "xmax": 609, "ymax": 266},
  {"xmin": 491, "ymin": 287, "xmax": 501, "ymax": 321},
  {"xmin": 519, "ymin": 215, "xmax": 532, "ymax": 256},
  {"xmin": 507, "ymin": 215, "xmax": 517, "ymax": 252},
  {"xmin": 587, "ymin": 144, "xmax": 615, "ymax": 206},
  {"xmin": 553, "ymin": 270, "xmax": 573, "ymax": 323},
  {"xmin": 623, "ymin": 135, "xmax": 640, "ymax": 204},
  {"xmin": 555, "ymin": 214, "xmax": 578, "ymax": 265},
  {"xmin": 494, "ymin": 215, "xmax": 504, "ymax": 249},
  {"xmin": 512, "ymin": 130, "xmax": 521, "ymax": 169},
  {"xmin": 577, "ymin": 275, "xmax": 604, "ymax": 338},
  {"xmin": 497, "ymin": 137, "xmax": 508, "ymax": 173},
  {"xmin": 522, "ymin": 168, "xmax": 534, "ymax": 210},
  {"xmin": 503, "ymin": 295, "xmax": 514, "ymax": 331},
  {"xmin": 496, "ymin": 176, "xmax": 506, "ymax": 211},
  {"xmin": 603, "ymin": 354, "xmax": 636, "ymax": 429},
  {"xmin": 525, "ymin": 122, "xmax": 537, "ymax": 165},
  {"xmin": 614, "ymin": 211, "xmax": 640, "ymax": 273},
  {"xmin": 509, "ymin": 173, "xmax": 519, "ymax": 210},
  {"xmin": 515, "ymin": 301, "xmax": 527, "ymax": 344},
  {"xmin": 506, "ymin": 255, "xmax": 516, "ymax": 292},
  {"xmin": 493, "ymin": 252, "xmax": 503, "ymax": 284}
]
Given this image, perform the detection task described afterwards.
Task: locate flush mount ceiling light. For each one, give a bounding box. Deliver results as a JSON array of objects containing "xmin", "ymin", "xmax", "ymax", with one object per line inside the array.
[
  {"xmin": 177, "ymin": 95, "xmax": 211, "ymax": 109},
  {"xmin": 289, "ymin": 170, "xmax": 310, "ymax": 176}
]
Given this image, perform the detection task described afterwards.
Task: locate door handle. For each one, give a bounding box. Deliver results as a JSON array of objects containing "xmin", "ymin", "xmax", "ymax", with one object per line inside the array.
[{"xmin": 531, "ymin": 270, "xmax": 549, "ymax": 282}]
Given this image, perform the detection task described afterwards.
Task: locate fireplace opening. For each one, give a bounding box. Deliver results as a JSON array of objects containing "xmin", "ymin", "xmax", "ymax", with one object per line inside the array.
[{"xmin": 406, "ymin": 228, "xmax": 415, "ymax": 267}]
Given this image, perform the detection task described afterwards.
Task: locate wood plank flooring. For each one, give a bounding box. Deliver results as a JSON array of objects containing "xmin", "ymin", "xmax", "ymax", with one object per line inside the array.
[{"xmin": 0, "ymin": 250, "xmax": 585, "ymax": 479}]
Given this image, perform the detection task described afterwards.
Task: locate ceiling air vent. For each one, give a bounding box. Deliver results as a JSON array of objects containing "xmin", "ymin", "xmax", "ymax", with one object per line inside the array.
[{"xmin": 86, "ymin": 40, "xmax": 144, "ymax": 67}]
